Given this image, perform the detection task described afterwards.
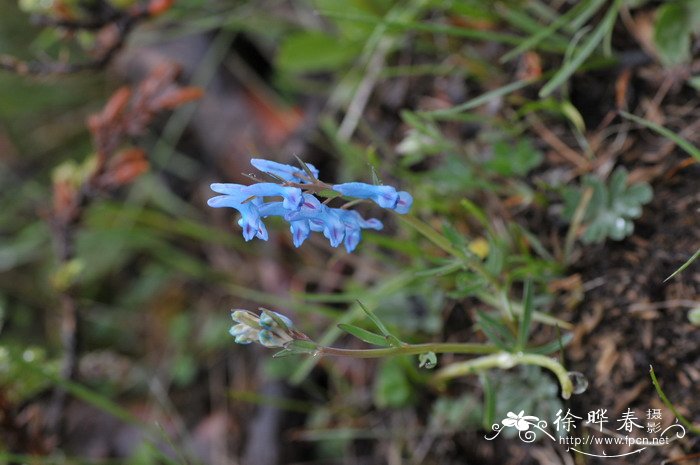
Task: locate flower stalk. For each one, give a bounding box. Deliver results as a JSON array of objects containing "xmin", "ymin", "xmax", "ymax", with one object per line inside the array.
[{"xmin": 228, "ymin": 308, "xmax": 578, "ymax": 400}]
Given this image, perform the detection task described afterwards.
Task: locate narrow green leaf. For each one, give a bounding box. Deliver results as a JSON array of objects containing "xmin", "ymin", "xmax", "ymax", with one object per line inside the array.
[
  {"xmin": 414, "ymin": 260, "xmax": 464, "ymax": 277},
  {"xmin": 398, "ymin": 215, "xmax": 463, "ymax": 258},
  {"xmin": 476, "ymin": 311, "xmax": 513, "ymax": 350},
  {"xmin": 460, "ymin": 198, "xmax": 492, "ymax": 232},
  {"xmin": 338, "ymin": 323, "xmax": 390, "ymax": 346},
  {"xmin": 294, "ymin": 155, "xmax": 318, "ymax": 181},
  {"xmin": 357, "ymin": 300, "xmax": 392, "ymax": 337},
  {"xmin": 423, "ymin": 79, "xmax": 533, "ymax": 119},
  {"xmin": 526, "ymin": 333, "xmax": 574, "ymax": 355},
  {"xmin": 480, "ymin": 373, "xmax": 496, "ymax": 430},
  {"xmin": 620, "ymin": 110, "xmax": 700, "ymax": 161},
  {"xmin": 539, "ymin": 0, "xmax": 621, "ymax": 97},
  {"xmin": 665, "ymin": 247, "xmax": 700, "ymax": 282},
  {"xmin": 517, "ymin": 281, "xmax": 535, "ymax": 351},
  {"xmin": 501, "ymin": 0, "xmax": 607, "ymax": 63}
]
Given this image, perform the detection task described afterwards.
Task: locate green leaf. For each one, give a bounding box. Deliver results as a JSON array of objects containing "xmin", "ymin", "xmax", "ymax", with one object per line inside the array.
[
  {"xmin": 277, "ymin": 31, "xmax": 362, "ymax": 73},
  {"xmin": 356, "ymin": 300, "xmax": 395, "ymax": 341},
  {"xmin": 563, "ymin": 167, "xmax": 652, "ymax": 244},
  {"xmin": 284, "ymin": 340, "xmax": 319, "ymax": 355},
  {"xmin": 560, "ymin": 100, "xmax": 586, "ymax": 133},
  {"xmin": 480, "ymin": 374, "xmax": 496, "ymax": 430},
  {"xmin": 539, "ymin": 0, "xmax": 621, "ymax": 97},
  {"xmin": 418, "ymin": 351, "xmax": 437, "ymax": 369},
  {"xmin": 516, "ymin": 281, "xmax": 535, "ymax": 351},
  {"xmin": 476, "ymin": 311, "xmax": 513, "ymax": 351},
  {"xmin": 338, "ymin": 324, "xmax": 390, "ymax": 346},
  {"xmin": 485, "ymin": 138, "xmax": 544, "ymax": 177},
  {"xmin": 374, "ymin": 358, "xmax": 414, "ymax": 408},
  {"xmin": 653, "ymin": 3, "xmax": 692, "ymax": 66},
  {"xmin": 665, "ymin": 247, "xmax": 700, "ymax": 282},
  {"xmin": 526, "ymin": 333, "xmax": 574, "ymax": 355},
  {"xmin": 619, "ymin": 110, "xmax": 700, "ymax": 161}
]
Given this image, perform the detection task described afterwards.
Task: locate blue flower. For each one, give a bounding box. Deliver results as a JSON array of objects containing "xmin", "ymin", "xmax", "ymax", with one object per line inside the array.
[
  {"xmin": 332, "ymin": 182, "xmax": 413, "ymax": 214},
  {"xmin": 335, "ymin": 209, "xmax": 384, "ymax": 252},
  {"xmin": 242, "ymin": 183, "xmax": 303, "ymax": 211},
  {"xmin": 394, "ymin": 191, "xmax": 413, "ymax": 214},
  {"xmin": 208, "ymin": 183, "xmax": 264, "ymax": 241},
  {"xmin": 332, "ymin": 182, "xmax": 399, "ymax": 209},
  {"xmin": 251, "ymin": 158, "xmax": 319, "ymax": 183},
  {"xmin": 209, "ymin": 159, "xmax": 413, "ymax": 251},
  {"xmin": 257, "ymin": 201, "xmax": 312, "ymax": 248},
  {"xmin": 290, "ymin": 220, "xmax": 311, "ymax": 248},
  {"xmin": 258, "ymin": 201, "xmax": 288, "ymax": 218},
  {"xmin": 286, "ymin": 194, "xmax": 345, "ymax": 248}
]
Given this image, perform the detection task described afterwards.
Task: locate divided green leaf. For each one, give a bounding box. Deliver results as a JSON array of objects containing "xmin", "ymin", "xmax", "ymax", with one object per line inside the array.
[{"xmin": 563, "ymin": 168, "xmax": 652, "ymax": 244}]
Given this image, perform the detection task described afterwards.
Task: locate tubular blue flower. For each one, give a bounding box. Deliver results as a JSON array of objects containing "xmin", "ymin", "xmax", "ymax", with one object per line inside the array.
[
  {"xmin": 258, "ymin": 201, "xmax": 288, "ymax": 218},
  {"xmin": 319, "ymin": 208, "xmax": 345, "ymax": 248},
  {"xmin": 335, "ymin": 209, "xmax": 384, "ymax": 231},
  {"xmin": 286, "ymin": 195, "xmax": 345, "ymax": 247},
  {"xmin": 332, "ymin": 182, "xmax": 399, "ymax": 209},
  {"xmin": 335, "ymin": 209, "xmax": 384, "ymax": 253},
  {"xmin": 343, "ymin": 227, "xmax": 361, "ymax": 253},
  {"xmin": 208, "ymin": 184, "xmax": 264, "ymax": 241},
  {"xmin": 251, "ymin": 158, "xmax": 319, "ymax": 183},
  {"xmin": 258, "ymin": 201, "xmax": 311, "ymax": 247},
  {"xmin": 394, "ymin": 191, "xmax": 413, "ymax": 214},
  {"xmin": 290, "ymin": 220, "xmax": 311, "ymax": 248},
  {"xmin": 242, "ymin": 183, "xmax": 303, "ymax": 211}
]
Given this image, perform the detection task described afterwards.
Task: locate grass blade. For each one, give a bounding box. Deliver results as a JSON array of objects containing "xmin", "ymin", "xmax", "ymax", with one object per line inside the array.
[
  {"xmin": 620, "ymin": 110, "xmax": 700, "ymax": 162},
  {"xmin": 664, "ymin": 247, "xmax": 700, "ymax": 282},
  {"xmin": 516, "ymin": 280, "xmax": 535, "ymax": 351},
  {"xmin": 421, "ymin": 79, "xmax": 533, "ymax": 119},
  {"xmin": 539, "ymin": 0, "xmax": 621, "ymax": 98}
]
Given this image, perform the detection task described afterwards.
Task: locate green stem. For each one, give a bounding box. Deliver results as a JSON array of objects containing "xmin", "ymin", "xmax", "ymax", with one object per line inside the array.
[
  {"xmin": 434, "ymin": 352, "xmax": 575, "ymax": 399},
  {"xmin": 649, "ymin": 365, "xmax": 700, "ymax": 435},
  {"xmin": 319, "ymin": 342, "xmax": 500, "ymax": 359}
]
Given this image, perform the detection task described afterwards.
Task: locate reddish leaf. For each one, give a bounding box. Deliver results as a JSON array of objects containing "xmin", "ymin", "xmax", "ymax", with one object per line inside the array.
[
  {"xmin": 153, "ymin": 87, "xmax": 204, "ymax": 109},
  {"xmin": 99, "ymin": 87, "xmax": 132, "ymax": 125},
  {"xmin": 97, "ymin": 148, "xmax": 150, "ymax": 188},
  {"xmin": 147, "ymin": 0, "xmax": 174, "ymax": 16}
]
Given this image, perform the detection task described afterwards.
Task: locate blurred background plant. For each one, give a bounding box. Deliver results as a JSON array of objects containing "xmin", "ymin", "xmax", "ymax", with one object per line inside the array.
[{"xmin": 0, "ymin": 0, "xmax": 698, "ymax": 464}]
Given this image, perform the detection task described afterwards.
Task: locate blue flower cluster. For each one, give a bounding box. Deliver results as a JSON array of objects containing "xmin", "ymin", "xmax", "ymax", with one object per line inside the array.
[{"xmin": 208, "ymin": 158, "xmax": 412, "ymax": 252}]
